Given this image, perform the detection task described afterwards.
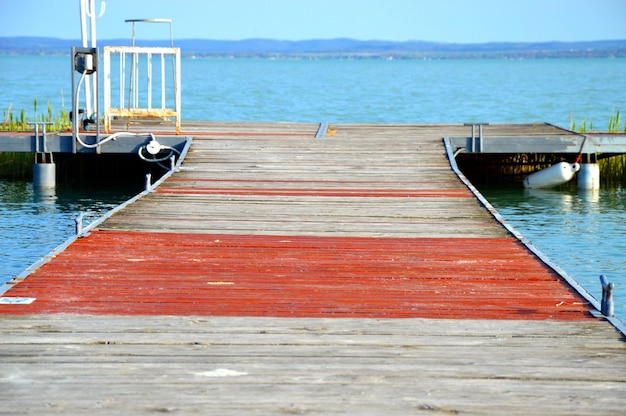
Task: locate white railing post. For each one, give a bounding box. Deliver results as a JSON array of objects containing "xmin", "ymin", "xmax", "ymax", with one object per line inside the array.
[
  {"xmin": 147, "ymin": 52, "xmax": 152, "ymax": 110},
  {"xmin": 175, "ymin": 49, "xmax": 181, "ymax": 133},
  {"xmin": 161, "ymin": 53, "xmax": 166, "ymax": 110},
  {"xmin": 103, "ymin": 48, "xmax": 111, "ymax": 132},
  {"xmin": 120, "ymin": 52, "xmax": 125, "ymax": 109}
]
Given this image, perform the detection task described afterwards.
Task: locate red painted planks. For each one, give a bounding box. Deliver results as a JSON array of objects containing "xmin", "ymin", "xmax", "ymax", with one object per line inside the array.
[
  {"xmin": 155, "ymin": 187, "xmax": 473, "ymax": 198},
  {"xmin": 0, "ymin": 231, "xmax": 593, "ymax": 320},
  {"xmin": 164, "ymin": 178, "xmax": 464, "ymax": 185}
]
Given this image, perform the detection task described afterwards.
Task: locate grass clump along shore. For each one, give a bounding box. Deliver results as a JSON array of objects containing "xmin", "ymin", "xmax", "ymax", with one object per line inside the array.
[
  {"xmin": 1, "ymin": 98, "xmax": 70, "ymax": 179},
  {"xmin": 570, "ymin": 108, "xmax": 626, "ymax": 186},
  {"xmin": 1, "ymin": 98, "xmax": 70, "ymax": 132},
  {"xmin": 1, "ymin": 103, "xmax": 625, "ymax": 185}
]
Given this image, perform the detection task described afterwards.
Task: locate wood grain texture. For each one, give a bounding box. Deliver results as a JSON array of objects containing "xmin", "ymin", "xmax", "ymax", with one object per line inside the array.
[
  {"xmin": 1, "ymin": 122, "xmax": 623, "ymax": 415},
  {"xmin": 0, "ymin": 315, "xmax": 624, "ymax": 415}
]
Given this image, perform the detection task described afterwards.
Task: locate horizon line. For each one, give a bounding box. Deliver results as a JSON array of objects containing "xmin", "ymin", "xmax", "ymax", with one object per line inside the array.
[{"xmin": 2, "ymin": 35, "xmax": 626, "ymax": 44}]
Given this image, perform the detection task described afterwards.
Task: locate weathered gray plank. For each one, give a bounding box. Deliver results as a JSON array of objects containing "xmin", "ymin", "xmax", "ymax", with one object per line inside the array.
[
  {"xmin": 1, "ymin": 315, "xmax": 624, "ymax": 415},
  {"xmin": 104, "ymin": 124, "xmax": 507, "ymax": 237},
  {"xmin": 2, "ymin": 122, "xmax": 624, "ymax": 415}
]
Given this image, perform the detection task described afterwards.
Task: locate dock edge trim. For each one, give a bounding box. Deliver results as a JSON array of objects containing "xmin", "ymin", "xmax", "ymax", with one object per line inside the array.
[
  {"xmin": 443, "ymin": 137, "xmax": 626, "ymax": 337},
  {"xmin": 0, "ymin": 136, "xmax": 194, "ymax": 298}
]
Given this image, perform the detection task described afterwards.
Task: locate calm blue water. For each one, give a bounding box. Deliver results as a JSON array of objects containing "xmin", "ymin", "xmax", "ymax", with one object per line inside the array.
[
  {"xmin": 480, "ymin": 185, "xmax": 626, "ymax": 317},
  {"xmin": 3, "ymin": 55, "xmax": 625, "ymax": 127},
  {"xmin": 1, "ymin": 54, "xmax": 625, "ymax": 317},
  {"xmin": 0, "ymin": 182, "xmax": 138, "ymax": 279}
]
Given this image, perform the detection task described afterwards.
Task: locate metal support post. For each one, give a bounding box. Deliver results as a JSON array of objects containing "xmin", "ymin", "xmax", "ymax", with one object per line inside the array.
[
  {"xmin": 145, "ymin": 173, "xmax": 152, "ymax": 192},
  {"xmin": 71, "ymin": 46, "xmax": 100, "ymax": 153},
  {"xmin": 75, "ymin": 212, "xmax": 84, "ymax": 236},
  {"xmin": 29, "ymin": 122, "xmax": 56, "ymax": 188},
  {"xmin": 464, "ymin": 123, "xmax": 489, "ymax": 153},
  {"xmin": 599, "ymin": 274, "xmax": 614, "ymax": 317}
]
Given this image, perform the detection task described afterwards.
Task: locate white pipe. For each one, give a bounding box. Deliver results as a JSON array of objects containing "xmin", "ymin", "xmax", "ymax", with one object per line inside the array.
[
  {"xmin": 79, "ymin": 0, "xmax": 92, "ymax": 117},
  {"xmin": 80, "ymin": 0, "xmax": 105, "ymax": 119},
  {"xmin": 76, "ymin": 68, "xmax": 154, "ymax": 149},
  {"xmin": 88, "ymin": 0, "xmax": 97, "ymax": 117},
  {"xmin": 88, "ymin": 0, "xmax": 97, "ymax": 48},
  {"xmin": 79, "ymin": 0, "xmax": 88, "ymax": 47}
]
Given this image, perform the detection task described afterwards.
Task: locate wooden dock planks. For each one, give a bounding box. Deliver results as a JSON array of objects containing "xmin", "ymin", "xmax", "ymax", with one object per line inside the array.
[
  {"xmin": 0, "ymin": 122, "xmax": 624, "ymax": 414},
  {"xmin": 1, "ymin": 315, "xmax": 624, "ymax": 415},
  {"xmin": 101, "ymin": 123, "xmax": 506, "ymax": 238},
  {"xmin": 0, "ymin": 123, "xmax": 588, "ymax": 317},
  {"xmin": 0, "ymin": 231, "xmax": 593, "ymax": 319}
]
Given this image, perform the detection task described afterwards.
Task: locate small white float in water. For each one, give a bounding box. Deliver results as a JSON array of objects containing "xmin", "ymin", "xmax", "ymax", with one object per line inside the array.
[
  {"xmin": 523, "ymin": 162, "xmax": 580, "ymax": 189},
  {"xmin": 577, "ymin": 163, "xmax": 600, "ymax": 189}
]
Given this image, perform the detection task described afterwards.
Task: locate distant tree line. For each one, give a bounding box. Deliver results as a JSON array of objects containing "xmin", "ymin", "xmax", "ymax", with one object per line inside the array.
[{"xmin": 1, "ymin": 37, "xmax": 625, "ymax": 59}]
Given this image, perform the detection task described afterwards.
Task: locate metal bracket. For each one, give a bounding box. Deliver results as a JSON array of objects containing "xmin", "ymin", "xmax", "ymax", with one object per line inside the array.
[
  {"xmin": 75, "ymin": 212, "xmax": 90, "ymax": 237},
  {"xmin": 28, "ymin": 121, "xmax": 54, "ymax": 154},
  {"xmin": 464, "ymin": 123, "xmax": 489, "ymax": 153},
  {"xmin": 600, "ymin": 274, "xmax": 614, "ymax": 317}
]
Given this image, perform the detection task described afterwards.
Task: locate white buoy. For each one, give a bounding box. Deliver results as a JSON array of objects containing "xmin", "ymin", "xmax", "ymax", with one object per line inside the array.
[
  {"xmin": 577, "ymin": 163, "xmax": 600, "ymax": 189},
  {"xmin": 523, "ymin": 162, "xmax": 580, "ymax": 189},
  {"xmin": 33, "ymin": 163, "xmax": 56, "ymax": 188}
]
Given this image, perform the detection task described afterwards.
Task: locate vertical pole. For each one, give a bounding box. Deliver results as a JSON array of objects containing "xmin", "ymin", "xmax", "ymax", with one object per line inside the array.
[
  {"xmin": 75, "ymin": 212, "xmax": 84, "ymax": 236},
  {"xmin": 147, "ymin": 52, "xmax": 152, "ymax": 110},
  {"xmin": 71, "ymin": 47, "xmax": 77, "ymax": 153},
  {"xmin": 94, "ymin": 49, "xmax": 100, "ymax": 152},
  {"xmin": 88, "ymin": 0, "xmax": 98, "ymax": 118},
  {"xmin": 120, "ymin": 52, "xmax": 125, "ymax": 109},
  {"xmin": 600, "ymin": 274, "xmax": 615, "ymax": 317},
  {"xmin": 103, "ymin": 47, "xmax": 110, "ymax": 132},
  {"xmin": 79, "ymin": 0, "xmax": 92, "ymax": 117},
  {"xmin": 145, "ymin": 173, "xmax": 152, "ymax": 192},
  {"xmin": 31, "ymin": 122, "xmax": 56, "ymax": 188},
  {"xmin": 161, "ymin": 53, "xmax": 166, "ymax": 110},
  {"xmin": 42, "ymin": 121, "xmax": 48, "ymax": 153},
  {"xmin": 128, "ymin": 52, "xmax": 134, "ymax": 110},
  {"xmin": 79, "ymin": 0, "xmax": 88, "ymax": 47},
  {"xmin": 34, "ymin": 122, "xmax": 40, "ymax": 154},
  {"xmin": 134, "ymin": 53, "xmax": 139, "ymax": 108},
  {"xmin": 175, "ymin": 49, "xmax": 181, "ymax": 134}
]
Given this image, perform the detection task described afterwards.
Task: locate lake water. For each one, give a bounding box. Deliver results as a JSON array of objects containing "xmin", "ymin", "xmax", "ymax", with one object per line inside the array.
[
  {"xmin": 1, "ymin": 54, "xmax": 625, "ymax": 318},
  {"xmin": 479, "ymin": 185, "xmax": 626, "ymax": 317},
  {"xmin": 0, "ymin": 181, "xmax": 139, "ymax": 279}
]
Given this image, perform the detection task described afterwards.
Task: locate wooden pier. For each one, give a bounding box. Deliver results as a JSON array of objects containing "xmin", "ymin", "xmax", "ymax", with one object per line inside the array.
[{"xmin": 1, "ymin": 122, "xmax": 624, "ymax": 414}]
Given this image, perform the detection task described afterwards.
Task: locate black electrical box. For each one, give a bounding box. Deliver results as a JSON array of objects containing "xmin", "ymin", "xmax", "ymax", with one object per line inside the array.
[{"xmin": 74, "ymin": 48, "xmax": 97, "ymax": 74}]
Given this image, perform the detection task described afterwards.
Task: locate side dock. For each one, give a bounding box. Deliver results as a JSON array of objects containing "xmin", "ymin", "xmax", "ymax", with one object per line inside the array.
[{"xmin": 1, "ymin": 122, "xmax": 624, "ymax": 414}]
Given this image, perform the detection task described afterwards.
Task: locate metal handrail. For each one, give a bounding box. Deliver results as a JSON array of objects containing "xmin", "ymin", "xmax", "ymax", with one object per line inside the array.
[{"xmin": 103, "ymin": 45, "xmax": 181, "ymax": 133}]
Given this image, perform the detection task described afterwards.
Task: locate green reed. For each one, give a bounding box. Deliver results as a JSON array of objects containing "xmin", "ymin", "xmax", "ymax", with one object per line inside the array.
[
  {"xmin": 1, "ymin": 98, "xmax": 71, "ymax": 179},
  {"xmin": 0, "ymin": 152, "xmax": 32, "ymax": 179},
  {"xmin": 1, "ymin": 98, "xmax": 70, "ymax": 132},
  {"xmin": 608, "ymin": 108, "xmax": 622, "ymax": 133},
  {"xmin": 571, "ymin": 108, "xmax": 626, "ymax": 133},
  {"xmin": 600, "ymin": 153, "xmax": 626, "ymax": 186},
  {"xmin": 570, "ymin": 108, "xmax": 626, "ymax": 186}
]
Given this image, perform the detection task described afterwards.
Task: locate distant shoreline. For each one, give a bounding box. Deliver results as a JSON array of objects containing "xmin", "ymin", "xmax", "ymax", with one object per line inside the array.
[{"xmin": 1, "ymin": 37, "xmax": 625, "ymax": 59}]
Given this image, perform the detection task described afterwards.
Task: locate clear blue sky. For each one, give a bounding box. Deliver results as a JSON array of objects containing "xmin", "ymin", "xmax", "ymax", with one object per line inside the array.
[{"xmin": 1, "ymin": 0, "xmax": 625, "ymax": 43}]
